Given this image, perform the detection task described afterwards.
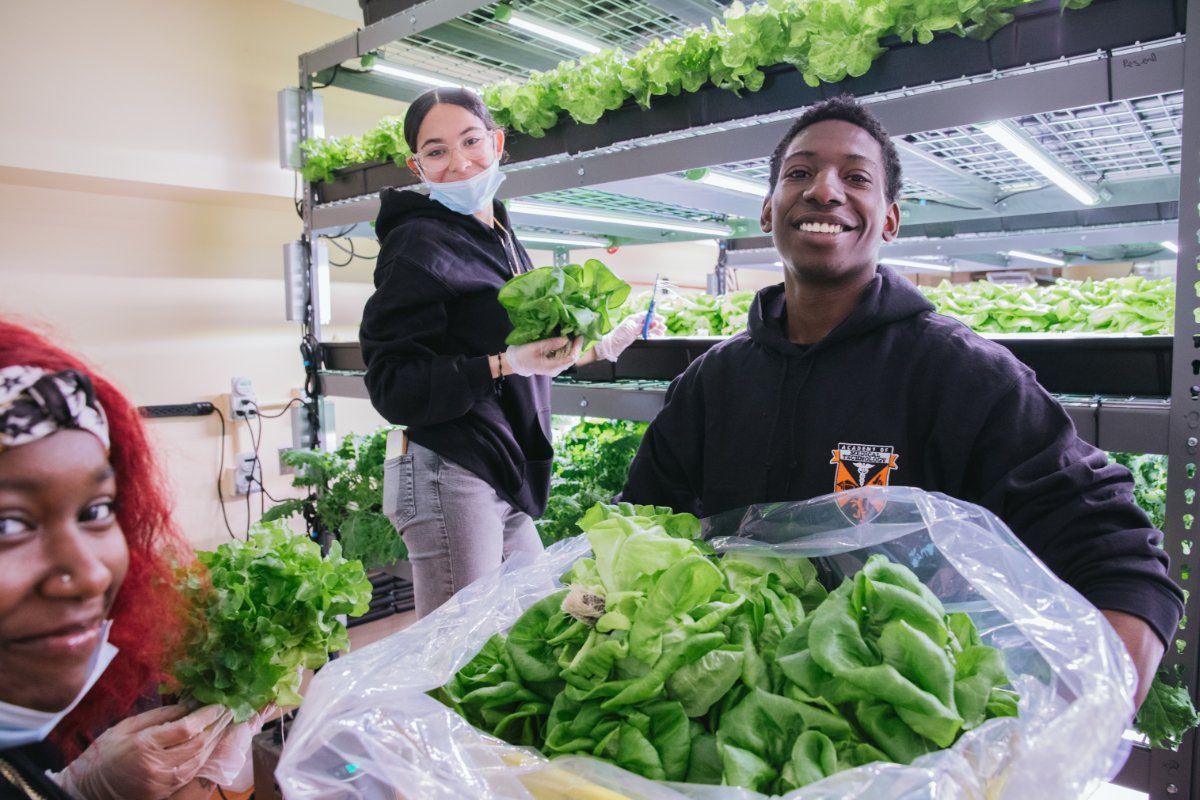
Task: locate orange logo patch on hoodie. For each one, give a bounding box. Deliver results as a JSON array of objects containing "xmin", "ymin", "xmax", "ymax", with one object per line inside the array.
[{"xmin": 830, "ymin": 443, "xmax": 899, "ymax": 523}]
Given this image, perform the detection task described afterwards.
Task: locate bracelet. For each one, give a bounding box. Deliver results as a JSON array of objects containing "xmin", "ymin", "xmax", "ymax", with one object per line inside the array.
[{"xmin": 492, "ymin": 352, "xmax": 506, "ymax": 393}]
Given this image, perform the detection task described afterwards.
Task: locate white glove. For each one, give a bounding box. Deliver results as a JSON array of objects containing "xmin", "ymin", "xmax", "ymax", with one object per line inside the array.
[
  {"xmin": 593, "ymin": 312, "xmax": 666, "ymax": 362},
  {"xmin": 53, "ymin": 704, "xmax": 233, "ymax": 800},
  {"xmin": 194, "ymin": 705, "xmax": 274, "ymax": 790},
  {"xmin": 505, "ymin": 336, "xmax": 582, "ymax": 377}
]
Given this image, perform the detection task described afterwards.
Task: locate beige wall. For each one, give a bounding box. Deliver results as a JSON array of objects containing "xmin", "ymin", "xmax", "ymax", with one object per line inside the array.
[{"xmin": 0, "ymin": 0, "xmax": 397, "ymax": 551}]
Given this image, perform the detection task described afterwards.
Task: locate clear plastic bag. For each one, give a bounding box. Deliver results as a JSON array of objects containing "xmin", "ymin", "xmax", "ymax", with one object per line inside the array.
[{"xmin": 275, "ymin": 487, "xmax": 1135, "ymax": 800}]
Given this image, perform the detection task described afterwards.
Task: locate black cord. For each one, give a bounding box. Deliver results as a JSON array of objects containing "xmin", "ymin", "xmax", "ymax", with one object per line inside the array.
[
  {"xmin": 252, "ymin": 397, "xmax": 305, "ymax": 419},
  {"xmin": 212, "ymin": 407, "xmax": 239, "ymax": 540},
  {"xmin": 250, "ymin": 473, "xmax": 287, "ymax": 503},
  {"xmin": 242, "ymin": 415, "xmax": 266, "ymax": 520},
  {"xmin": 321, "ymin": 234, "xmax": 381, "ymax": 264},
  {"xmin": 293, "ymin": 170, "xmax": 303, "ymax": 220},
  {"xmin": 328, "ymin": 245, "xmax": 354, "ymax": 268},
  {"xmin": 217, "ymin": 788, "xmax": 229, "ymax": 800},
  {"xmin": 299, "ymin": 335, "xmax": 322, "ymax": 447},
  {"xmin": 311, "ymin": 64, "xmax": 339, "ymax": 89}
]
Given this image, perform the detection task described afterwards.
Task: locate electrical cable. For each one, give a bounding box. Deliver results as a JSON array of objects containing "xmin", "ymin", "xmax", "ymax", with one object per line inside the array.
[
  {"xmin": 242, "ymin": 414, "xmax": 268, "ymax": 518},
  {"xmin": 253, "ymin": 396, "xmax": 305, "ymax": 419},
  {"xmin": 211, "ymin": 407, "xmax": 239, "ymax": 540},
  {"xmin": 319, "ymin": 226, "xmax": 357, "ymax": 240},
  {"xmin": 250, "ymin": 473, "xmax": 287, "ymax": 504},
  {"xmin": 311, "ymin": 64, "xmax": 340, "ymax": 89},
  {"xmin": 293, "ymin": 170, "xmax": 303, "ymax": 220},
  {"xmin": 254, "ymin": 406, "xmax": 266, "ymax": 516},
  {"xmin": 242, "ymin": 415, "xmax": 257, "ymax": 531},
  {"xmin": 321, "ymin": 235, "xmax": 381, "ymax": 266}
]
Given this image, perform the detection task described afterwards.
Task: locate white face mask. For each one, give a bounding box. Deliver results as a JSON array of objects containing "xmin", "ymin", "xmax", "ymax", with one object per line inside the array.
[
  {"xmin": 0, "ymin": 621, "xmax": 118, "ymax": 748},
  {"xmin": 419, "ymin": 157, "xmax": 507, "ymax": 216}
]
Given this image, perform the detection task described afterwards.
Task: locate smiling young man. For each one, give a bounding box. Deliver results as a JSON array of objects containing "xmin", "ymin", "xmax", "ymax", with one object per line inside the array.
[{"xmin": 621, "ymin": 95, "xmax": 1181, "ymax": 708}]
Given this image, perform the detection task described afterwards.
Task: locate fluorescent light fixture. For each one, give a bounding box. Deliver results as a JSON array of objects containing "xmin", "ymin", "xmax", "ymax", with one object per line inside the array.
[
  {"xmin": 514, "ymin": 230, "xmax": 609, "ymax": 248},
  {"xmin": 688, "ymin": 169, "xmax": 769, "ymax": 197},
  {"xmin": 1161, "ymin": 240, "xmax": 1179, "ymax": 254},
  {"xmin": 507, "ymin": 12, "xmax": 606, "ymax": 55},
  {"xmin": 1006, "ymin": 249, "xmax": 1065, "ymax": 267},
  {"xmin": 977, "ymin": 120, "xmax": 1102, "ymax": 206},
  {"xmin": 509, "ymin": 200, "xmax": 733, "ymax": 237},
  {"xmin": 371, "ymin": 61, "xmax": 469, "ymax": 89},
  {"xmin": 879, "ymin": 257, "xmax": 953, "ymax": 273}
]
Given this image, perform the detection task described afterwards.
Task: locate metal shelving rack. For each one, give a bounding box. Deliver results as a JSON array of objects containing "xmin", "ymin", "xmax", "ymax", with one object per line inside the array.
[{"xmin": 291, "ymin": 0, "xmax": 1197, "ymax": 795}]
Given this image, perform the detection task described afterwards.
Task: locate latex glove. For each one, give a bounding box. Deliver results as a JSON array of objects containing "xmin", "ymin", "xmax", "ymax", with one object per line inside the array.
[
  {"xmin": 593, "ymin": 312, "xmax": 666, "ymax": 362},
  {"xmin": 194, "ymin": 705, "xmax": 275, "ymax": 789},
  {"xmin": 54, "ymin": 704, "xmax": 233, "ymax": 800},
  {"xmin": 505, "ymin": 336, "xmax": 582, "ymax": 377}
]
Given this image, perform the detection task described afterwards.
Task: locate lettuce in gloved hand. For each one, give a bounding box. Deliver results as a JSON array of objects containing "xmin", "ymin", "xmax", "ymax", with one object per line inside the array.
[
  {"xmin": 499, "ymin": 259, "xmax": 630, "ymax": 346},
  {"xmin": 170, "ymin": 520, "xmax": 372, "ymax": 721}
]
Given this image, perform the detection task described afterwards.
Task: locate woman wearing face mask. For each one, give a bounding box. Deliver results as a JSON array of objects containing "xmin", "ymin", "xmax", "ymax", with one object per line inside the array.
[
  {"xmin": 0, "ymin": 320, "xmax": 261, "ymax": 799},
  {"xmin": 359, "ymin": 88, "xmax": 659, "ymax": 617}
]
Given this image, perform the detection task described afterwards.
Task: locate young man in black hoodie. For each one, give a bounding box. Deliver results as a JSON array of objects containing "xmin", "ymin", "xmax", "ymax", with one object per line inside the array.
[{"xmin": 621, "ymin": 95, "xmax": 1181, "ymax": 707}]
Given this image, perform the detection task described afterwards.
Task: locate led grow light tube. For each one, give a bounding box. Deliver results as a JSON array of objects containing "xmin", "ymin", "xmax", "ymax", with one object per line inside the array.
[
  {"xmin": 508, "ymin": 13, "xmax": 606, "ymax": 55},
  {"xmin": 509, "ymin": 200, "xmax": 733, "ymax": 237},
  {"xmin": 514, "ymin": 231, "xmax": 609, "ymax": 248},
  {"xmin": 1006, "ymin": 250, "xmax": 1065, "ymax": 267},
  {"xmin": 977, "ymin": 120, "xmax": 1101, "ymax": 206},
  {"xmin": 879, "ymin": 258, "xmax": 954, "ymax": 272},
  {"xmin": 371, "ymin": 62, "xmax": 470, "ymax": 89},
  {"xmin": 688, "ymin": 169, "xmax": 769, "ymax": 197}
]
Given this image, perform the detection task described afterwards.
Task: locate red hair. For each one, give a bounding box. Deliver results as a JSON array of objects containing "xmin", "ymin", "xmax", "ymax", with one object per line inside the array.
[{"xmin": 0, "ymin": 319, "xmax": 193, "ymax": 757}]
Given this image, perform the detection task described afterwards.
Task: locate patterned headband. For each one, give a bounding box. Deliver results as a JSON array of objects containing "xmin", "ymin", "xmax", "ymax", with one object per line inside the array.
[{"xmin": 0, "ymin": 366, "xmax": 110, "ymax": 454}]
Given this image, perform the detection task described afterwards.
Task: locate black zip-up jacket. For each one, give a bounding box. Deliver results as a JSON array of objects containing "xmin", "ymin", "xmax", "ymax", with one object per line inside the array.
[
  {"xmin": 623, "ymin": 266, "xmax": 1183, "ymax": 645},
  {"xmin": 360, "ymin": 189, "xmax": 553, "ymax": 517},
  {"xmin": 1, "ymin": 743, "xmax": 72, "ymax": 799}
]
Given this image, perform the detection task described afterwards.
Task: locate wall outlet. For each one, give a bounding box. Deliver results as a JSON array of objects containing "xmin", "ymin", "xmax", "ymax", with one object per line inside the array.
[
  {"xmin": 233, "ymin": 452, "xmax": 262, "ymax": 495},
  {"xmin": 230, "ymin": 376, "xmax": 257, "ymax": 419}
]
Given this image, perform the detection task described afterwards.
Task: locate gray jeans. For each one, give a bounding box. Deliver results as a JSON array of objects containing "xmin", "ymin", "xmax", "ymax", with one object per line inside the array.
[{"xmin": 383, "ymin": 441, "xmax": 544, "ymax": 618}]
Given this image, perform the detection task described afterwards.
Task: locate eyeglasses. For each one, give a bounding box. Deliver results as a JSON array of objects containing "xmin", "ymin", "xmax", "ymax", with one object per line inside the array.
[{"xmin": 413, "ymin": 133, "xmax": 495, "ymax": 173}]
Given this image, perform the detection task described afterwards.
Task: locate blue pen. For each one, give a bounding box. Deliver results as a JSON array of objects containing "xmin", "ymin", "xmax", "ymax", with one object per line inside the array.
[{"xmin": 642, "ymin": 274, "xmax": 661, "ymax": 340}]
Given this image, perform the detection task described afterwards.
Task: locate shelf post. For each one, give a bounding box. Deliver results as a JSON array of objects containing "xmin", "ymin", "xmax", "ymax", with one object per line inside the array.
[
  {"xmin": 296, "ymin": 55, "xmax": 334, "ymax": 556},
  {"xmin": 1156, "ymin": 0, "xmax": 1200, "ymax": 795}
]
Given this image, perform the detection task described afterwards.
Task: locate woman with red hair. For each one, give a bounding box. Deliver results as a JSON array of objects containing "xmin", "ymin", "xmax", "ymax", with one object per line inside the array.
[{"xmin": 0, "ymin": 319, "xmax": 250, "ymax": 799}]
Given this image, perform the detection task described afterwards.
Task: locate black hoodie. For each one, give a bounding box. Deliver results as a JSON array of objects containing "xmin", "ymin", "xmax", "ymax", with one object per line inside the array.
[
  {"xmin": 623, "ymin": 266, "xmax": 1183, "ymax": 645},
  {"xmin": 359, "ymin": 189, "xmax": 553, "ymax": 517}
]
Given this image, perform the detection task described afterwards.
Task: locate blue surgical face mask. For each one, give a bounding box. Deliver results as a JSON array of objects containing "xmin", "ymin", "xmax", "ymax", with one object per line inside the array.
[
  {"xmin": 0, "ymin": 621, "xmax": 117, "ymax": 748},
  {"xmin": 420, "ymin": 157, "xmax": 506, "ymax": 216}
]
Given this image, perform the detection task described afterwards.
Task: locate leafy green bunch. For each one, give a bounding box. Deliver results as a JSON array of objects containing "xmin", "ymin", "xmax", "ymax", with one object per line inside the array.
[
  {"xmin": 301, "ymin": 0, "xmax": 1096, "ymax": 178},
  {"xmin": 482, "ymin": 0, "xmax": 1061, "ymax": 137},
  {"xmin": 921, "ymin": 276, "xmax": 1174, "ymax": 335},
  {"xmin": 299, "ymin": 118, "xmax": 409, "ymax": 184},
  {"xmin": 263, "ymin": 428, "xmax": 407, "ymax": 570},
  {"xmin": 170, "ymin": 520, "xmax": 372, "ymax": 722},
  {"xmin": 498, "ymin": 259, "xmax": 631, "ymax": 346},
  {"xmin": 1137, "ymin": 665, "xmax": 1200, "ymax": 751},
  {"xmin": 615, "ymin": 288, "xmax": 755, "ymax": 337},
  {"xmin": 1108, "ymin": 451, "xmax": 1167, "ymax": 530},
  {"xmin": 437, "ymin": 503, "xmax": 1017, "ymax": 791},
  {"xmin": 538, "ymin": 418, "xmax": 648, "ymax": 547}
]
